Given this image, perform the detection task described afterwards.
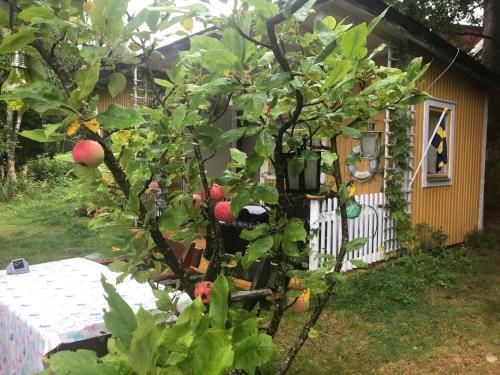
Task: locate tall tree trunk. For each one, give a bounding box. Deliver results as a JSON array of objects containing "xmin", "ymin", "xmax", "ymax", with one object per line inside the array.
[
  {"xmin": 483, "ymin": 0, "xmax": 500, "ymax": 212},
  {"xmin": 5, "ymin": 109, "xmax": 21, "ymax": 183}
]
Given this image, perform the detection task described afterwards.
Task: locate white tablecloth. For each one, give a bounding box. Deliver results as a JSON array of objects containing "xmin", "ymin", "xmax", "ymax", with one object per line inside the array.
[{"xmin": 0, "ymin": 257, "xmax": 186, "ymax": 375}]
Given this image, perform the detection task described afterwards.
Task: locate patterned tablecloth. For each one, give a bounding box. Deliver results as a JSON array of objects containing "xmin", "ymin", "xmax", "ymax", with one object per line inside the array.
[{"xmin": 0, "ymin": 257, "xmax": 187, "ymax": 375}]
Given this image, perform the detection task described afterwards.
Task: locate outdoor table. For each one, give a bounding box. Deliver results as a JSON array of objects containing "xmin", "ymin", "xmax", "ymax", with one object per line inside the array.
[{"xmin": 0, "ymin": 257, "xmax": 189, "ymax": 375}]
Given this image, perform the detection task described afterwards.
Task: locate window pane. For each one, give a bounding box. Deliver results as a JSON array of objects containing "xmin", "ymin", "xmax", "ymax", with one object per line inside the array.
[{"xmin": 427, "ymin": 107, "xmax": 449, "ymax": 177}]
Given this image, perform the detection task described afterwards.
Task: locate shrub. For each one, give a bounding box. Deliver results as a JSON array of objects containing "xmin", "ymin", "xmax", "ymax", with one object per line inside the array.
[
  {"xmin": 464, "ymin": 229, "xmax": 496, "ymax": 253},
  {"xmin": 0, "ymin": 175, "xmax": 38, "ymax": 202},
  {"xmin": 26, "ymin": 153, "xmax": 72, "ymax": 185},
  {"xmin": 414, "ymin": 223, "xmax": 448, "ymax": 256}
]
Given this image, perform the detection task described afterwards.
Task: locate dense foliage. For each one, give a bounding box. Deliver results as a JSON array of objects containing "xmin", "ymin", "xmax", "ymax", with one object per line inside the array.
[{"xmin": 0, "ymin": 0, "xmax": 429, "ymax": 372}]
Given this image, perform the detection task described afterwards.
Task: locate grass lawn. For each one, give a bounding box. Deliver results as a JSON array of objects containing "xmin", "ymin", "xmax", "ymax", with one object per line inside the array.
[
  {"xmin": 1, "ymin": 184, "xmax": 498, "ymax": 374},
  {"xmin": 267, "ymin": 245, "xmax": 500, "ymax": 374},
  {"xmin": 0, "ymin": 184, "xmax": 108, "ymax": 268}
]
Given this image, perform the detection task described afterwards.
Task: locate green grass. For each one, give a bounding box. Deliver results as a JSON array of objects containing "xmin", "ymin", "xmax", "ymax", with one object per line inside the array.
[
  {"xmin": 0, "ymin": 183, "xmax": 108, "ymax": 267},
  {"xmin": 267, "ymin": 246, "xmax": 500, "ymax": 374}
]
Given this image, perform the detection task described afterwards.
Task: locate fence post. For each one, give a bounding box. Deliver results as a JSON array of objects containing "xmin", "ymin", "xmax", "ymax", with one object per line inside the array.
[{"xmin": 309, "ymin": 199, "xmax": 321, "ymax": 270}]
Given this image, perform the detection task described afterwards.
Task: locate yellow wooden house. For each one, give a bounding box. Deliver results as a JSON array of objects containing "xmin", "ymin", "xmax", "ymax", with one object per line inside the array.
[{"xmin": 97, "ymin": 0, "xmax": 498, "ymax": 269}]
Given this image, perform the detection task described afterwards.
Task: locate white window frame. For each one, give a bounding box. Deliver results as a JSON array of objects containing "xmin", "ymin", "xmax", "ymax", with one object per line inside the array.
[{"xmin": 422, "ymin": 98, "xmax": 456, "ymax": 188}]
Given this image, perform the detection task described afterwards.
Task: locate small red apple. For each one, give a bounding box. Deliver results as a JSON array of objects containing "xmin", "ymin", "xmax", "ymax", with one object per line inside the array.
[
  {"xmin": 194, "ymin": 281, "xmax": 212, "ymax": 303},
  {"xmin": 210, "ymin": 184, "xmax": 225, "ymax": 202},
  {"xmin": 214, "ymin": 201, "xmax": 236, "ymax": 222},
  {"xmin": 149, "ymin": 181, "xmax": 160, "ymax": 191},
  {"xmin": 72, "ymin": 140, "xmax": 104, "ymax": 168},
  {"xmin": 192, "ymin": 193, "xmax": 201, "ymax": 209}
]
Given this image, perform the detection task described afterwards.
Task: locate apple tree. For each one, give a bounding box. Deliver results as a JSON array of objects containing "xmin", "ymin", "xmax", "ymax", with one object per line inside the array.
[{"xmin": 0, "ymin": 0, "xmax": 428, "ymax": 373}]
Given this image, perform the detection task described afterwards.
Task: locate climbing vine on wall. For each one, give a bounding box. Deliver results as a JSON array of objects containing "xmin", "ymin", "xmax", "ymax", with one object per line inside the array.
[{"xmin": 385, "ymin": 104, "xmax": 415, "ymax": 251}]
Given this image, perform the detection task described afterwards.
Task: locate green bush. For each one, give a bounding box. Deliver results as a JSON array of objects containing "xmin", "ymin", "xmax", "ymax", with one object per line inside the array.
[
  {"xmin": 26, "ymin": 153, "xmax": 73, "ymax": 185},
  {"xmin": 414, "ymin": 223, "xmax": 448, "ymax": 256},
  {"xmin": 464, "ymin": 229, "xmax": 496, "ymax": 253},
  {"xmin": 0, "ymin": 175, "xmax": 39, "ymax": 202}
]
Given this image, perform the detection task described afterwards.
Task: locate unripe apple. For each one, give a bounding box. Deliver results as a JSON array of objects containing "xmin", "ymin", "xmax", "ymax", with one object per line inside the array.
[
  {"xmin": 72, "ymin": 140, "xmax": 104, "ymax": 168},
  {"xmin": 192, "ymin": 193, "xmax": 202, "ymax": 209},
  {"xmin": 194, "ymin": 281, "xmax": 212, "ymax": 303},
  {"xmin": 214, "ymin": 201, "xmax": 235, "ymax": 222}
]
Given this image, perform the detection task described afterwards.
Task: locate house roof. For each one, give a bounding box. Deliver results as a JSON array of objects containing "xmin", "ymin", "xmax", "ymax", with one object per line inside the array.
[{"xmin": 337, "ymin": 0, "xmax": 499, "ymax": 91}]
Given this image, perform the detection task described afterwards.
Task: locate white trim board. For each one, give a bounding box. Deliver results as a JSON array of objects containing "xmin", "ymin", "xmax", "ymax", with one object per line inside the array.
[
  {"xmin": 478, "ymin": 95, "xmax": 489, "ymax": 230},
  {"xmin": 421, "ymin": 98, "xmax": 456, "ymax": 188}
]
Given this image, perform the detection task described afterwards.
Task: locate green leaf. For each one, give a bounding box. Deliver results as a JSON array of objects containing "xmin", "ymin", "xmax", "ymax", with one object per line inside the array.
[
  {"xmin": 129, "ymin": 308, "xmax": 159, "ymax": 375},
  {"xmin": 20, "ymin": 128, "xmax": 65, "ymax": 142},
  {"xmin": 0, "ymin": 8, "xmax": 8, "ymax": 27},
  {"xmin": 253, "ymin": 184, "xmax": 278, "ymax": 204},
  {"xmin": 340, "ymin": 23, "xmax": 368, "ymax": 60},
  {"xmin": 340, "ymin": 126, "xmax": 361, "ymax": 139},
  {"xmin": 209, "ymin": 274, "xmax": 229, "ymax": 329},
  {"xmin": 325, "ymin": 60, "xmax": 352, "ymax": 88},
  {"xmin": 230, "ymin": 148, "xmax": 247, "ymax": 166},
  {"xmin": 360, "ymin": 74, "xmax": 400, "ymax": 95},
  {"xmin": 294, "ymin": 0, "xmax": 316, "ymax": 21},
  {"xmin": 191, "ymin": 329, "xmax": 234, "ymax": 375},
  {"xmin": 284, "ymin": 218, "xmax": 307, "ymax": 242},
  {"xmin": 171, "ymin": 104, "xmax": 187, "ymax": 132},
  {"xmin": 350, "ymin": 259, "xmax": 368, "ymax": 268},
  {"xmin": 18, "ymin": 6, "xmax": 55, "ymax": 23},
  {"xmin": 367, "ymin": 7, "xmax": 388, "ymax": 34},
  {"xmin": 76, "ymin": 64, "xmax": 100, "ymax": 100},
  {"xmin": 158, "ymin": 205, "xmax": 188, "ymax": 232},
  {"xmin": 190, "ymin": 35, "xmax": 238, "ymax": 72},
  {"xmin": 308, "ymin": 328, "xmax": 319, "ymax": 339},
  {"xmin": 345, "ymin": 237, "xmax": 369, "ymax": 252},
  {"xmin": 240, "ymin": 223, "xmax": 270, "ymax": 241},
  {"xmin": 242, "ymin": 235, "xmax": 274, "ymax": 269},
  {"xmin": 80, "ymin": 45, "xmax": 108, "ymax": 64},
  {"xmin": 0, "ymin": 29, "xmax": 36, "ymax": 54},
  {"xmin": 108, "ymin": 72, "xmax": 127, "ymax": 98},
  {"xmin": 255, "ymin": 129, "xmax": 275, "ymax": 159},
  {"xmin": 0, "ymin": 81, "xmax": 66, "ymax": 113},
  {"xmin": 44, "ymin": 349, "xmax": 119, "ymax": 375},
  {"xmin": 231, "ymin": 188, "xmax": 252, "ymax": 216},
  {"xmin": 98, "ymin": 104, "xmax": 145, "ymax": 129},
  {"xmin": 154, "ymin": 78, "xmax": 174, "ymax": 89},
  {"xmin": 322, "ymin": 151, "xmax": 338, "ymax": 166},
  {"xmin": 101, "ymin": 276, "xmax": 138, "ymax": 350},
  {"xmin": 314, "ymin": 19, "xmax": 335, "ymax": 45},
  {"xmin": 288, "ymin": 157, "xmax": 305, "ymax": 177},
  {"xmin": 233, "ymin": 334, "xmax": 277, "ymax": 372}
]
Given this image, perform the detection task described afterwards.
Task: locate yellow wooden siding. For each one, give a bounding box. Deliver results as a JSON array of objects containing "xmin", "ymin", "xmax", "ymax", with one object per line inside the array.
[
  {"xmin": 324, "ymin": 112, "xmax": 386, "ymax": 194},
  {"xmin": 412, "ymin": 58, "xmax": 486, "ymax": 245},
  {"xmin": 97, "ymin": 83, "xmax": 133, "ymax": 112}
]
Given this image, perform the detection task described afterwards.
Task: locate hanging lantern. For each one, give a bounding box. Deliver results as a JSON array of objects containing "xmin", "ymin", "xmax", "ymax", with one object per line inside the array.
[
  {"xmin": 285, "ymin": 151, "xmax": 321, "ymax": 194},
  {"xmin": 360, "ymin": 122, "xmax": 382, "ymax": 160}
]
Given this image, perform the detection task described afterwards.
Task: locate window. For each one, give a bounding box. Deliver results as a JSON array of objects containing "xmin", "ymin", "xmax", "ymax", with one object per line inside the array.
[{"xmin": 422, "ymin": 99, "xmax": 455, "ymax": 187}]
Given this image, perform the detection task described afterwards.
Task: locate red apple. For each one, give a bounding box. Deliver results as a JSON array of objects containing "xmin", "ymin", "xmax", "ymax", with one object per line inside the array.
[
  {"xmin": 149, "ymin": 181, "xmax": 160, "ymax": 191},
  {"xmin": 210, "ymin": 184, "xmax": 225, "ymax": 202},
  {"xmin": 200, "ymin": 184, "xmax": 225, "ymax": 202},
  {"xmin": 214, "ymin": 201, "xmax": 235, "ymax": 222},
  {"xmin": 72, "ymin": 140, "xmax": 104, "ymax": 168},
  {"xmin": 192, "ymin": 193, "xmax": 201, "ymax": 209},
  {"xmin": 194, "ymin": 281, "xmax": 212, "ymax": 303}
]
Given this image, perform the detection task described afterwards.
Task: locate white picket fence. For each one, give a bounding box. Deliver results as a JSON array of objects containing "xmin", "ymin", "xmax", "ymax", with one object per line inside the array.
[{"xmin": 309, "ymin": 193, "xmax": 398, "ymax": 271}]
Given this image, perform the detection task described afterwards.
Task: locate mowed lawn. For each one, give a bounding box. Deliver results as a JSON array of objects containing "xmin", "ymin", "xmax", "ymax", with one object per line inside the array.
[
  {"xmin": 0, "ymin": 184, "xmax": 107, "ymax": 267},
  {"xmin": 267, "ymin": 241, "xmax": 500, "ymax": 374},
  {"xmin": 1, "ymin": 185, "xmax": 499, "ymax": 374}
]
